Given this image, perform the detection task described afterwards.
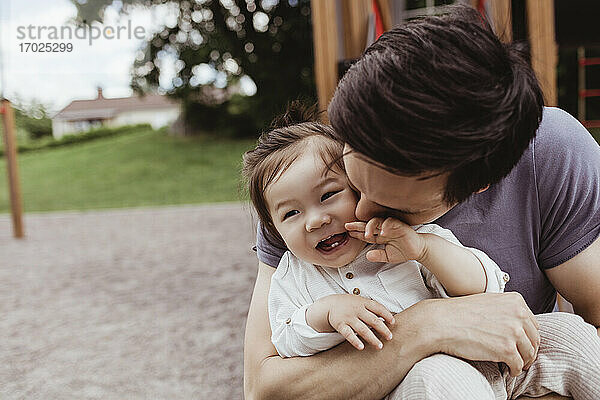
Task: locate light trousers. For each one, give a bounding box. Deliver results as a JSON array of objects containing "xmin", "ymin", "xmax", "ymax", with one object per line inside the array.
[{"xmin": 387, "ymin": 312, "xmax": 600, "ymax": 400}]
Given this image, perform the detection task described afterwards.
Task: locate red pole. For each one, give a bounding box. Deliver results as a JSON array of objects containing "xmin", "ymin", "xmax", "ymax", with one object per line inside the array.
[{"xmin": 372, "ymin": 0, "xmax": 385, "ymax": 39}]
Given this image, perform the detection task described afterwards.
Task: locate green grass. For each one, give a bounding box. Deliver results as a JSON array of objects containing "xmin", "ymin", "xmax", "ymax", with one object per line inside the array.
[{"xmin": 0, "ymin": 127, "xmax": 255, "ymax": 213}]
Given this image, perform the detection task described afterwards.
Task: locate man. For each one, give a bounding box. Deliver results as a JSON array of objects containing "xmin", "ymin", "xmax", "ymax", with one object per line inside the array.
[{"xmin": 244, "ymin": 6, "xmax": 600, "ymax": 399}]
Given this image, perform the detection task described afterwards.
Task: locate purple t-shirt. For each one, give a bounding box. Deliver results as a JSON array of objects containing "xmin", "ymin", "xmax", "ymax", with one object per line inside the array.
[{"xmin": 254, "ymin": 107, "xmax": 600, "ymax": 314}]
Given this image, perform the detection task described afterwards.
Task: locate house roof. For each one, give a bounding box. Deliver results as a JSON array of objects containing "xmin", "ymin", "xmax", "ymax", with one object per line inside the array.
[{"xmin": 54, "ymin": 92, "xmax": 180, "ymax": 121}]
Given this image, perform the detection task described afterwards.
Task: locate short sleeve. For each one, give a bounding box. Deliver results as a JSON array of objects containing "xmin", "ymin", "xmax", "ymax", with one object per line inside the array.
[
  {"xmin": 534, "ymin": 108, "xmax": 600, "ymax": 269},
  {"xmin": 255, "ymin": 221, "xmax": 288, "ymax": 268}
]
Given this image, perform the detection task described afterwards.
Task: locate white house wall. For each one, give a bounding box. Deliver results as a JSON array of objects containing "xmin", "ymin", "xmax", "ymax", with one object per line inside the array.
[
  {"xmin": 52, "ymin": 119, "xmax": 77, "ymax": 139},
  {"xmin": 108, "ymin": 107, "xmax": 180, "ymax": 130},
  {"xmin": 52, "ymin": 106, "xmax": 181, "ymax": 138},
  {"xmin": 52, "ymin": 119, "xmax": 105, "ymax": 139},
  {"xmin": 52, "ymin": 119, "xmax": 67, "ymax": 139}
]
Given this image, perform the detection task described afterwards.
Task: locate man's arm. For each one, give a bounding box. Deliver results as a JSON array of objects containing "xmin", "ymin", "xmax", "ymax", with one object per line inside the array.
[
  {"xmin": 244, "ymin": 263, "xmax": 541, "ymax": 400},
  {"xmin": 545, "ymin": 235, "xmax": 600, "ymax": 335}
]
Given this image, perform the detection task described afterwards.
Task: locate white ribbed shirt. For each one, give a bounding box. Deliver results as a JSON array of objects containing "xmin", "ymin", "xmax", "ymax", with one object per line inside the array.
[{"xmin": 269, "ymin": 223, "xmax": 510, "ymax": 358}]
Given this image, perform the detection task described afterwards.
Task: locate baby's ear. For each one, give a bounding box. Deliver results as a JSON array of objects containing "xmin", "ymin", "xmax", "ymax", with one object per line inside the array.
[{"xmin": 269, "ymin": 100, "xmax": 322, "ymax": 129}]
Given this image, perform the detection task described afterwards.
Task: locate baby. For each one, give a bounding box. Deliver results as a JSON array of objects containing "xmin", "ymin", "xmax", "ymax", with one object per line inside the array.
[{"xmin": 243, "ymin": 107, "xmax": 600, "ymax": 400}]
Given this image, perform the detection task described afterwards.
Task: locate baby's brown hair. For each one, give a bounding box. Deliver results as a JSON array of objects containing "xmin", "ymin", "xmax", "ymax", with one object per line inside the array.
[{"xmin": 242, "ymin": 102, "xmax": 344, "ymax": 249}]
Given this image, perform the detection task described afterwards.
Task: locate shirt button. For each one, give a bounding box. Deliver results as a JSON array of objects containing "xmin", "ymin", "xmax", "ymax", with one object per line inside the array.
[
  {"xmin": 285, "ymin": 318, "xmax": 291, "ymax": 324},
  {"xmin": 503, "ymin": 273, "xmax": 510, "ymax": 283},
  {"xmin": 346, "ymin": 272, "xmax": 354, "ymax": 279},
  {"xmin": 353, "ymin": 288, "xmax": 360, "ymax": 295}
]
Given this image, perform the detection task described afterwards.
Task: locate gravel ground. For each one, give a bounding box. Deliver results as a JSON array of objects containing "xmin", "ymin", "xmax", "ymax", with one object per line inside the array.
[{"xmin": 0, "ymin": 203, "xmax": 258, "ymax": 399}]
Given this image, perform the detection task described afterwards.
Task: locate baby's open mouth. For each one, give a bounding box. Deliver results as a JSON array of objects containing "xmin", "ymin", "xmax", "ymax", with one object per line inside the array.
[{"xmin": 316, "ymin": 232, "xmax": 349, "ymax": 252}]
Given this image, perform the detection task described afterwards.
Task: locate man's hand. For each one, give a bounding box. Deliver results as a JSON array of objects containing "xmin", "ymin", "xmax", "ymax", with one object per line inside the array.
[
  {"xmin": 413, "ymin": 292, "xmax": 541, "ymax": 376},
  {"xmin": 306, "ymin": 294, "xmax": 395, "ymax": 351},
  {"xmin": 346, "ymin": 217, "xmax": 426, "ymax": 263}
]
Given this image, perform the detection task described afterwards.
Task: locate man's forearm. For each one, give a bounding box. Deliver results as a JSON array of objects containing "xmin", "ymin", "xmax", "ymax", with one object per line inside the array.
[
  {"xmin": 251, "ymin": 337, "xmax": 426, "ymax": 400},
  {"xmin": 247, "ymin": 303, "xmax": 434, "ymax": 400}
]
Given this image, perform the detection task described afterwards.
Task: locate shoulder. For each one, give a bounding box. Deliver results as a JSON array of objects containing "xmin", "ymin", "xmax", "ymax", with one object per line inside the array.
[
  {"xmin": 529, "ymin": 107, "xmax": 600, "ymax": 206},
  {"xmin": 533, "ymin": 107, "xmax": 599, "ymax": 160},
  {"xmin": 272, "ymin": 251, "xmax": 313, "ymax": 282},
  {"xmin": 532, "ymin": 107, "xmax": 600, "ymax": 189},
  {"xmin": 255, "ymin": 222, "xmax": 287, "ymax": 268},
  {"xmin": 532, "ymin": 108, "xmax": 600, "ymax": 268}
]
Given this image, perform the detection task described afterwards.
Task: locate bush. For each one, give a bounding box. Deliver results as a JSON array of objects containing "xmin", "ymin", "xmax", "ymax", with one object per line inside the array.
[
  {"xmin": 20, "ymin": 114, "xmax": 53, "ymax": 139},
  {"xmin": 177, "ymin": 98, "xmax": 260, "ymax": 138}
]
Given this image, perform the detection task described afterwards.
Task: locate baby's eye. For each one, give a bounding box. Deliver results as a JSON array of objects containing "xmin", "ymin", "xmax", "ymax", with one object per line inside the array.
[
  {"xmin": 321, "ymin": 191, "xmax": 340, "ymax": 201},
  {"xmin": 283, "ymin": 210, "xmax": 299, "ymax": 220}
]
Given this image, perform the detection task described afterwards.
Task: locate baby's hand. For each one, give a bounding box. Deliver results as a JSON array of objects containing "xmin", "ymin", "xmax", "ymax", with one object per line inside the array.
[
  {"xmin": 345, "ymin": 217, "xmax": 427, "ymax": 264},
  {"xmin": 308, "ymin": 294, "xmax": 395, "ymax": 351}
]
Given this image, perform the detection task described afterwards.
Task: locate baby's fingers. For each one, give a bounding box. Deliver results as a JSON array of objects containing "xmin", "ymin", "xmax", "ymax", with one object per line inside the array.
[
  {"xmin": 365, "ymin": 218, "xmax": 385, "ymax": 242},
  {"xmin": 337, "ymin": 324, "xmax": 365, "ymax": 350},
  {"xmin": 365, "ymin": 300, "xmax": 395, "ymax": 327},
  {"xmin": 359, "ymin": 310, "xmax": 393, "ymax": 341},
  {"xmin": 349, "ymin": 319, "xmax": 383, "ymax": 349},
  {"xmin": 348, "ymin": 230, "xmax": 368, "ymax": 242},
  {"xmin": 366, "ymin": 248, "xmax": 390, "ymax": 263},
  {"xmin": 380, "ymin": 217, "xmax": 412, "ymax": 238},
  {"xmin": 345, "ymin": 221, "xmax": 367, "ymax": 232}
]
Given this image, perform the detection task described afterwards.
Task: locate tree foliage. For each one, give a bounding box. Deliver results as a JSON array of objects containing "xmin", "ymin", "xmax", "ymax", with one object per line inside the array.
[{"xmin": 71, "ymin": 0, "xmax": 316, "ymax": 136}]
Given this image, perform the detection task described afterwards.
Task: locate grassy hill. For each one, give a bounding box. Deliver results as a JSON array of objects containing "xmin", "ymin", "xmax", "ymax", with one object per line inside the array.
[{"xmin": 0, "ymin": 127, "xmax": 255, "ymax": 213}]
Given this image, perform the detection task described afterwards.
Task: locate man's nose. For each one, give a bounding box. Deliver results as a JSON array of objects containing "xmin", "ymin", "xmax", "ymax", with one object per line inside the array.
[
  {"xmin": 305, "ymin": 211, "xmax": 331, "ymax": 232},
  {"xmin": 355, "ymin": 194, "xmax": 387, "ymax": 221}
]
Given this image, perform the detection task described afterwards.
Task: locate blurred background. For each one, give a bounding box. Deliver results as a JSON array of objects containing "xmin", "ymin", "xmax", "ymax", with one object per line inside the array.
[{"xmin": 0, "ymin": 0, "xmax": 599, "ymax": 398}]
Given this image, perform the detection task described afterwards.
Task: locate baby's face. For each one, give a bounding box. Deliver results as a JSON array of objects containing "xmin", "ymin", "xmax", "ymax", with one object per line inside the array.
[{"xmin": 265, "ymin": 150, "xmax": 365, "ymax": 268}]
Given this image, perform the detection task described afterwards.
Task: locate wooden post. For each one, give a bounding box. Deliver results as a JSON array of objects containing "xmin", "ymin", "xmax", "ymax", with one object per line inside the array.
[
  {"xmin": 376, "ymin": 0, "xmax": 393, "ymax": 32},
  {"xmin": 341, "ymin": 0, "xmax": 371, "ymax": 59},
  {"xmin": 1, "ymin": 99, "xmax": 24, "ymax": 238},
  {"xmin": 311, "ymin": 0, "xmax": 339, "ymax": 116},
  {"xmin": 470, "ymin": 0, "xmax": 512, "ymax": 42},
  {"xmin": 490, "ymin": 0, "xmax": 512, "ymax": 43},
  {"xmin": 526, "ymin": 0, "xmax": 558, "ymax": 106}
]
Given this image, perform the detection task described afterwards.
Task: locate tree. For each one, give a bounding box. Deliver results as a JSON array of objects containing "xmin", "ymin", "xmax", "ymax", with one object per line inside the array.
[{"xmin": 71, "ymin": 0, "xmax": 316, "ymax": 136}]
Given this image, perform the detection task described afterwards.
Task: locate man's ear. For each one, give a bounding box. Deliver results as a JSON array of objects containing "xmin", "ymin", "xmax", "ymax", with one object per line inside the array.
[{"xmin": 476, "ymin": 185, "xmax": 490, "ymax": 194}]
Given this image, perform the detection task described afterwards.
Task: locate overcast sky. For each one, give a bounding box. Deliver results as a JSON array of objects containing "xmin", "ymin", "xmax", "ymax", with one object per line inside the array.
[{"xmin": 0, "ymin": 0, "xmax": 176, "ymax": 113}]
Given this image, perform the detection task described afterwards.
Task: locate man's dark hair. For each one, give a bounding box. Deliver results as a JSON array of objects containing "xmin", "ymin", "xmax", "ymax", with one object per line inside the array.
[{"xmin": 328, "ymin": 5, "xmax": 544, "ymax": 204}]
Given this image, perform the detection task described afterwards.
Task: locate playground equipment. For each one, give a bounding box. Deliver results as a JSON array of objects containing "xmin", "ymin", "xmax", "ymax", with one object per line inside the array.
[
  {"xmin": 578, "ymin": 47, "xmax": 600, "ymax": 128},
  {"xmin": 310, "ymin": 0, "xmax": 558, "ymax": 112},
  {"xmin": 1, "ymin": 99, "xmax": 24, "ymax": 238},
  {"xmin": 1, "ymin": 0, "xmax": 24, "ymax": 238}
]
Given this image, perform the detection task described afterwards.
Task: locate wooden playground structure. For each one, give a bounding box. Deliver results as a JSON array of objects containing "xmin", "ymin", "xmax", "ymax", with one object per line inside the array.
[
  {"xmin": 310, "ymin": 0, "xmax": 558, "ymax": 112},
  {"xmin": 1, "ymin": 99, "xmax": 23, "ymax": 238}
]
